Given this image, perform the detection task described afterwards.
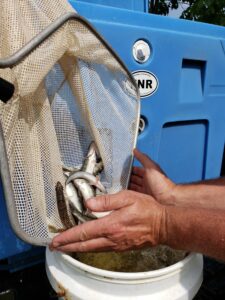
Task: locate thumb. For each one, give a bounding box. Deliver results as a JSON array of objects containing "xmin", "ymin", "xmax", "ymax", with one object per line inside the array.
[{"xmin": 86, "ymin": 191, "xmax": 133, "ymax": 212}]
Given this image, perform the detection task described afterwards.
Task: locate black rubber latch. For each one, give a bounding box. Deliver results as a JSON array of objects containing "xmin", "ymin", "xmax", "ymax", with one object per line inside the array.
[{"xmin": 0, "ymin": 77, "xmax": 15, "ymax": 103}]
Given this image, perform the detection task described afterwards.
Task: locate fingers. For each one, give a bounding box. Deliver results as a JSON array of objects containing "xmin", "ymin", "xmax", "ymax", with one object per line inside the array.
[
  {"xmin": 130, "ymin": 174, "xmax": 143, "ymax": 186},
  {"xmin": 133, "ymin": 148, "xmax": 158, "ymax": 169},
  {"xmin": 85, "ymin": 191, "xmax": 133, "ymax": 212},
  {"xmin": 132, "ymin": 166, "xmax": 144, "ymax": 177},
  {"xmin": 51, "ymin": 219, "xmax": 109, "ymax": 248},
  {"xmin": 53, "ymin": 237, "xmax": 115, "ymax": 253},
  {"xmin": 129, "ymin": 183, "xmax": 143, "ymax": 193}
]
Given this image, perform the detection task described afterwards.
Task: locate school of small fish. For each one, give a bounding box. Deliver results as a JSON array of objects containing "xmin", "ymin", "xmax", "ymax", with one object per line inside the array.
[{"xmin": 55, "ymin": 142, "xmax": 106, "ymax": 230}]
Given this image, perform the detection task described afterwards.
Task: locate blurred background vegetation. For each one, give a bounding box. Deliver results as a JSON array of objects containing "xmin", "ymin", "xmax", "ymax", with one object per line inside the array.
[{"xmin": 149, "ymin": 0, "xmax": 225, "ymax": 26}]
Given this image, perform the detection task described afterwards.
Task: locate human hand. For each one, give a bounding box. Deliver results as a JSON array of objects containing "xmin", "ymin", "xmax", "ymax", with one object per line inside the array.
[
  {"xmin": 129, "ymin": 149, "xmax": 176, "ymax": 205},
  {"xmin": 50, "ymin": 190, "xmax": 166, "ymax": 253}
]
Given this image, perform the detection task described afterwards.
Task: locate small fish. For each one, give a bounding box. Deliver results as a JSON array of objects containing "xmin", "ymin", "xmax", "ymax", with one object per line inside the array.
[
  {"xmin": 82, "ymin": 142, "xmax": 100, "ymax": 174},
  {"xmin": 64, "ymin": 171, "xmax": 96, "ymax": 217},
  {"xmin": 62, "ymin": 165, "xmax": 79, "ymax": 173},
  {"xmin": 55, "ymin": 181, "xmax": 75, "ymax": 229},
  {"xmin": 65, "ymin": 181, "xmax": 84, "ymax": 213},
  {"xmin": 71, "ymin": 178, "xmax": 95, "ymax": 202},
  {"xmin": 61, "ymin": 142, "xmax": 106, "ymax": 223},
  {"xmin": 69, "ymin": 201, "xmax": 97, "ymax": 223},
  {"xmin": 66, "ymin": 171, "xmax": 106, "ymax": 193},
  {"xmin": 70, "ymin": 178, "xmax": 96, "ymax": 216},
  {"xmin": 93, "ymin": 161, "xmax": 104, "ymax": 176}
]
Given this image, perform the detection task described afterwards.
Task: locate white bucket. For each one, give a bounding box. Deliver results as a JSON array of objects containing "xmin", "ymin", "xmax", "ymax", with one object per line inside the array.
[{"xmin": 46, "ymin": 248, "xmax": 203, "ymax": 300}]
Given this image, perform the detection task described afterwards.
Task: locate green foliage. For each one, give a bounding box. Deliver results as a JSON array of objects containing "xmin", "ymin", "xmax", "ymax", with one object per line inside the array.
[
  {"xmin": 180, "ymin": 0, "xmax": 225, "ymax": 26},
  {"xmin": 149, "ymin": 0, "xmax": 179, "ymax": 16},
  {"xmin": 149, "ymin": 0, "xmax": 225, "ymax": 26},
  {"xmin": 149, "ymin": 0, "xmax": 167, "ymax": 15}
]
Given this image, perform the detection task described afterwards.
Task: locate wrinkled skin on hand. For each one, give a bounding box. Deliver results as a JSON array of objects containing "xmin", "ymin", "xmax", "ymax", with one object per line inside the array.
[
  {"xmin": 50, "ymin": 191, "xmax": 166, "ymax": 253},
  {"xmin": 129, "ymin": 149, "xmax": 176, "ymax": 205}
]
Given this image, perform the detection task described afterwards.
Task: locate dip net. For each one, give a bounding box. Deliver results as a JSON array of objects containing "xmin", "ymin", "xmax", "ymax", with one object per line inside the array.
[{"xmin": 0, "ymin": 0, "xmax": 140, "ymax": 245}]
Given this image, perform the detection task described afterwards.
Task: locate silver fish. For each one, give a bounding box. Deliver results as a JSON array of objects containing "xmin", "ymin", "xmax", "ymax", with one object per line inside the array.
[
  {"xmin": 65, "ymin": 180, "xmax": 84, "ymax": 213},
  {"xmin": 62, "ymin": 165, "xmax": 79, "ymax": 173},
  {"xmin": 69, "ymin": 201, "xmax": 97, "ymax": 223},
  {"xmin": 93, "ymin": 161, "xmax": 104, "ymax": 176},
  {"xmin": 62, "ymin": 142, "xmax": 105, "ymax": 222},
  {"xmin": 64, "ymin": 171, "xmax": 96, "ymax": 216},
  {"xmin": 82, "ymin": 142, "xmax": 100, "ymax": 174},
  {"xmin": 66, "ymin": 171, "xmax": 106, "ymax": 193},
  {"xmin": 63, "ymin": 175, "xmax": 96, "ymax": 223},
  {"xmin": 71, "ymin": 178, "xmax": 95, "ymax": 202},
  {"xmin": 69, "ymin": 178, "xmax": 95, "ymax": 216}
]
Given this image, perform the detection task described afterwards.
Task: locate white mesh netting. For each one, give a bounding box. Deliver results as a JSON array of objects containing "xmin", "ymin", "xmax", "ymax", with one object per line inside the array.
[{"xmin": 0, "ymin": 0, "xmax": 140, "ymax": 245}]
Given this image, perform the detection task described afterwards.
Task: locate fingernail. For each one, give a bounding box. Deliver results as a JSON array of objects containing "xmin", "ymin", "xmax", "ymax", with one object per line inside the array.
[{"xmin": 52, "ymin": 241, "xmax": 60, "ymax": 248}]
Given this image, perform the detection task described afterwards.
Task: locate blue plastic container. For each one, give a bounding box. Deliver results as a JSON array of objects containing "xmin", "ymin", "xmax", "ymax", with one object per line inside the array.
[
  {"xmin": 0, "ymin": 0, "xmax": 224, "ymax": 269},
  {"xmin": 70, "ymin": 0, "xmax": 225, "ymax": 183}
]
